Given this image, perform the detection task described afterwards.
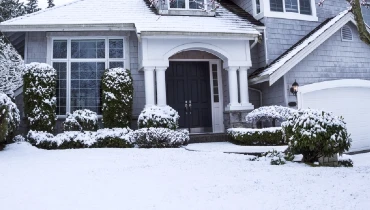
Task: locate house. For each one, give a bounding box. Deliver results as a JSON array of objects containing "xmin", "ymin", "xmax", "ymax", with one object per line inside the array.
[{"xmin": 1, "ymin": 0, "xmax": 370, "ymax": 151}]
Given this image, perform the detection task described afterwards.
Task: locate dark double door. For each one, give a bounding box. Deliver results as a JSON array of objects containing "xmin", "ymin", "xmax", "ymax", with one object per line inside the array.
[{"xmin": 166, "ymin": 61, "xmax": 212, "ymax": 133}]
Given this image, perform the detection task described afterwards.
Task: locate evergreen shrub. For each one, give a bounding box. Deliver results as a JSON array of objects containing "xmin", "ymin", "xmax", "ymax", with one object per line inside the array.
[{"xmin": 0, "ymin": 93, "xmax": 20, "ymax": 144}]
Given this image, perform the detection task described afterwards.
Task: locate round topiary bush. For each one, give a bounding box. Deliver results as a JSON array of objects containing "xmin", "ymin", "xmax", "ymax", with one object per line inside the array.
[
  {"xmin": 138, "ymin": 105, "xmax": 179, "ymax": 130},
  {"xmin": 63, "ymin": 109, "xmax": 98, "ymax": 131},
  {"xmin": 282, "ymin": 109, "xmax": 351, "ymax": 163},
  {"xmin": 132, "ymin": 128, "xmax": 189, "ymax": 148},
  {"xmin": 246, "ymin": 105, "xmax": 297, "ymax": 127},
  {"xmin": 102, "ymin": 68, "xmax": 133, "ymax": 128},
  {"xmin": 0, "ymin": 93, "xmax": 20, "ymax": 144},
  {"xmin": 23, "ymin": 63, "xmax": 57, "ymax": 133}
]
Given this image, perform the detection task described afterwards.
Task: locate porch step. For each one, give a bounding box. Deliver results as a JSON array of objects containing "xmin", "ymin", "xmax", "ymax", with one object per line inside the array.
[{"xmin": 188, "ymin": 133, "xmax": 229, "ymax": 144}]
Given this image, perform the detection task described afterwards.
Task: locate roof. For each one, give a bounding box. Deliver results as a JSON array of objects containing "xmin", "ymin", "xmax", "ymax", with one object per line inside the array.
[
  {"xmin": 249, "ymin": 9, "xmax": 354, "ymax": 85},
  {"xmin": 0, "ymin": 0, "xmax": 262, "ymax": 36}
]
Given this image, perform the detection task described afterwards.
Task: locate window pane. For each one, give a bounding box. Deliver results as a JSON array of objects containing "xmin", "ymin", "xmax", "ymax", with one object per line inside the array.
[
  {"xmin": 170, "ymin": 0, "xmax": 186, "ymax": 8},
  {"xmin": 189, "ymin": 0, "xmax": 204, "ymax": 9},
  {"xmin": 285, "ymin": 0, "xmax": 298, "ymax": 13},
  {"xmin": 299, "ymin": 0, "xmax": 312, "ymax": 15},
  {"xmin": 53, "ymin": 40, "xmax": 67, "ymax": 59},
  {"xmin": 256, "ymin": 0, "xmax": 261, "ymax": 14},
  {"xmin": 109, "ymin": 39, "xmax": 124, "ymax": 58},
  {"xmin": 71, "ymin": 39, "xmax": 105, "ymax": 59},
  {"xmin": 109, "ymin": 62, "xmax": 124, "ymax": 68},
  {"xmin": 53, "ymin": 62, "xmax": 67, "ymax": 115},
  {"xmin": 70, "ymin": 62, "xmax": 105, "ymax": 115},
  {"xmin": 270, "ymin": 0, "xmax": 284, "ymax": 12}
]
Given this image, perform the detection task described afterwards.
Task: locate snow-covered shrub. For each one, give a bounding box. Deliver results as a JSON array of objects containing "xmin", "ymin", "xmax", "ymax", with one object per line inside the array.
[
  {"xmin": 132, "ymin": 128, "xmax": 189, "ymax": 148},
  {"xmin": 27, "ymin": 130, "xmax": 57, "ymax": 149},
  {"xmin": 263, "ymin": 150, "xmax": 286, "ymax": 165},
  {"xmin": 23, "ymin": 63, "xmax": 57, "ymax": 132},
  {"xmin": 227, "ymin": 127, "xmax": 284, "ymax": 146},
  {"xmin": 102, "ymin": 68, "xmax": 133, "ymax": 128},
  {"xmin": 13, "ymin": 135, "xmax": 25, "ymax": 142},
  {"xmin": 138, "ymin": 105, "xmax": 180, "ymax": 130},
  {"xmin": 63, "ymin": 109, "xmax": 98, "ymax": 132},
  {"xmin": 246, "ymin": 106, "xmax": 297, "ymax": 127},
  {"xmin": 338, "ymin": 155, "xmax": 353, "ymax": 167},
  {"xmin": 0, "ymin": 37, "xmax": 25, "ymax": 98},
  {"xmin": 282, "ymin": 109, "xmax": 351, "ymax": 163},
  {"xmin": 0, "ymin": 93, "xmax": 20, "ymax": 144},
  {"xmin": 92, "ymin": 128, "xmax": 134, "ymax": 148}
]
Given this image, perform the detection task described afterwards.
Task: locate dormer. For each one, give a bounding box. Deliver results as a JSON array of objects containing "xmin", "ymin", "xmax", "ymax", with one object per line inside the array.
[
  {"xmin": 151, "ymin": 0, "xmax": 217, "ymax": 16},
  {"xmin": 252, "ymin": 0, "xmax": 318, "ymax": 21}
]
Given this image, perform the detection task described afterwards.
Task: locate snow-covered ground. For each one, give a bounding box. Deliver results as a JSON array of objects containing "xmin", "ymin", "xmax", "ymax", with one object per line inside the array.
[
  {"xmin": 1, "ymin": 142, "xmax": 370, "ymax": 210},
  {"xmin": 185, "ymin": 142, "xmax": 288, "ymax": 153}
]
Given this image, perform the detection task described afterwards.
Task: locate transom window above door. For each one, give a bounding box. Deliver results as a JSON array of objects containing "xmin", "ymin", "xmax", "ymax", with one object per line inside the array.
[{"xmin": 50, "ymin": 37, "xmax": 127, "ymax": 116}]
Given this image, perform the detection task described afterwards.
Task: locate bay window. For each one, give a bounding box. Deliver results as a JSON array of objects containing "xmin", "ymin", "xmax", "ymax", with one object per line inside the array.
[{"xmin": 51, "ymin": 37, "xmax": 127, "ymax": 116}]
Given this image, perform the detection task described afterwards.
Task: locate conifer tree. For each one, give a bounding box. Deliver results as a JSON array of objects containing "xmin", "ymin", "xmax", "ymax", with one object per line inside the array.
[
  {"xmin": 47, "ymin": 0, "xmax": 55, "ymax": 8},
  {"xmin": 25, "ymin": 0, "xmax": 41, "ymax": 14},
  {"xmin": 0, "ymin": 0, "xmax": 27, "ymax": 22}
]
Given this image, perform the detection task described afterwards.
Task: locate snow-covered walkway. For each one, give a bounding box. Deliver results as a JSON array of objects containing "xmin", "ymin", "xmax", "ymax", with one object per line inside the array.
[
  {"xmin": 1, "ymin": 142, "xmax": 370, "ymax": 210},
  {"xmin": 185, "ymin": 142, "xmax": 288, "ymax": 154}
]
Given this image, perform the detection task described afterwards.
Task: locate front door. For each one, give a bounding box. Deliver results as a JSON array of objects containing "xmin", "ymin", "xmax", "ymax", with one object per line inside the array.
[{"xmin": 166, "ymin": 61, "xmax": 212, "ymax": 133}]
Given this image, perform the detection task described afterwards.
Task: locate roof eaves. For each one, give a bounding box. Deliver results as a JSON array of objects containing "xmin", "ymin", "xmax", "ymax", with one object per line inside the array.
[{"xmin": 0, "ymin": 23, "xmax": 136, "ymax": 32}]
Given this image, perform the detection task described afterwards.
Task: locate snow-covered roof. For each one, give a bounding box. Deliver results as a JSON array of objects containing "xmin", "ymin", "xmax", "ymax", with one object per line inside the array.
[
  {"xmin": 0, "ymin": 0, "xmax": 261, "ymax": 36},
  {"xmin": 249, "ymin": 9, "xmax": 354, "ymax": 85}
]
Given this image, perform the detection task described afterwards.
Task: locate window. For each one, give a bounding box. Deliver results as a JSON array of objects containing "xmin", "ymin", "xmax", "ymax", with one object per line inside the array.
[
  {"xmin": 256, "ymin": 0, "xmax": 261, "ymax": 14},
  {"xmin": 169, "ymin": 0, "xmax": 205, "ymax": 10},
  {"xmin": 341, "ymin": 25, "xmax": 353, "ymax": 41},
  {"xmin": 270, "ymin": 0, "xmax": 311, "ymax": 15},
  {"xmin": 51, "ymin": 37, "xmax": 126, "ymax": 116},
  {"xmin": 212, "ymin": 64, "xmax": 219, "ymax": 103}
]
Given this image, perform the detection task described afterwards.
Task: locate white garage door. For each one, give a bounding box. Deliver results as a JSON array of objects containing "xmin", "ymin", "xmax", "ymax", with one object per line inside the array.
[{"xmin": 298, "ymin": 79, "xmax": 370, "ymax": 152}]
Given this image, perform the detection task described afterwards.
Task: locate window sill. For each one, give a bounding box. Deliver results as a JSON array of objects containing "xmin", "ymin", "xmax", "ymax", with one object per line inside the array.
[
  {"xmin": 158, "ymin": 9, "xmax": 215, "ymax": 17},
  {"xmin": 254, "ymin": 11, "xmax": 318, "ymax": 22}
]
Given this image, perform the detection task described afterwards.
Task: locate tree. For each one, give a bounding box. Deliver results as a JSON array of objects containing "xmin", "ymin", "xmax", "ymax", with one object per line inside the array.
[
  {"xmin": 47, "ymin": 0, "xmax": 55, "ymax": 8},
  {"xmin": 25, "ymin": 0, "xmax": 41, "ymax": 14},
  {"xmin": 0, "ymin": 0, "xmax": 27, "ymax": 22},
  {"xmin": 0, "ymin": 36, "xmax": 25, "ymax": 98}
]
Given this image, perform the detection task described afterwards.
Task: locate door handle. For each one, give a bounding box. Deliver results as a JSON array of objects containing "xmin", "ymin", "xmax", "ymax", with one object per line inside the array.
[{"xmin": 185, "ymin": 100, "xmax": 188, "ymax": 115}]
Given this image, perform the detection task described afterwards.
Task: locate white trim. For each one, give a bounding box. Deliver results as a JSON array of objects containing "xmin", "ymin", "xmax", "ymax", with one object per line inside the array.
[
  {"xmin": 48, "ymin": 35, "xmax": 129, "ymax": 116},
  {"xmin": 24, "ymin": 32, "xmax": 28, "ymax": 63},
  {"xmin": 297, "ymin": 79, "xmax": 370, "ymax": 109},
  {"xmin": 168, "ymin": 58, "xmax": 224, "ymax": 133}
]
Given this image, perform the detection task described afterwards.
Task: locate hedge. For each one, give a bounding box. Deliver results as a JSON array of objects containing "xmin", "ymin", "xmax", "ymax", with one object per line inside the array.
[
  {"xmin": 227, "ymin": 127, "xmax": 285, "ymax": 146},
  {"xmin": 102, "ymin": 68, "xmax": 133, "ymax": 128},
  {"xmin": 23, "ymin": 63, "xmax": 57, "ymax": 133}
]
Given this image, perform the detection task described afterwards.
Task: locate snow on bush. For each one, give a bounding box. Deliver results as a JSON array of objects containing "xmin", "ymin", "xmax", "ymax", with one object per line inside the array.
[
  {"xmin": 102, "ymin": 68, "xmax": 133, "ymax": 128},
  {"xmin": 27, "ymin": 128, "xmax": 134, "ymax": 150},
  {"xmin": 227, "ymin": 127, "xmax": 284, "ymax": 146},
  {"xmin": 246, "ymin": 106, "xmax": 297, "ymax": 127},
  {"xmin": 0, "ymin": 93, "xmax": 20, "ymax": 144},
  {"xmin": 63, "ymin": 109, "xmax": 98, "ymax": 132},
  {"xmin": 23, "ymin": 63, "xmax": 57, "ymax": 132},
  {"xmin": 0, "ymin": 37, "xmax": 25, "ymax": 98},
  {"xmin": 263, "ymin": 150, "xmax": 286, "ymax": 165},
  {"xmin": 138, "ymin": 105, "xmax": 180, "ymax": 130},
  {"xmin": 282, "ymin": 109, "xmax": 351, "ymax": 163},
  {"xmin": 338, "ymin": 154, "xmax": 354, "ymax": 167},
  {"xmin": 132, "ymin": 128, "xmax": 189, "ymax": 148}
]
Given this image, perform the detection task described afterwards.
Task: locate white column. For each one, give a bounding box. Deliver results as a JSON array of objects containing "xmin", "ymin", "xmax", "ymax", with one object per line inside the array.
[
  {"xmin": 144, "ymin": 67, "xmax": 155, "ymax": 107},
  {"xmin": 239, "ymin": 67, "xmax": 250, "ymax": 106},
  {"xmin": 226, "ymin": 67, "xmax": 240, "ymax": 110},
  {"xmin": 156, "ymin": 67, "xmax": 167, "ymax": 107}
]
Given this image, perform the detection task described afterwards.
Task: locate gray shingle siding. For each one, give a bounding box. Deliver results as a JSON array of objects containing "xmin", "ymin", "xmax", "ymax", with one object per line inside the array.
[
  {"xmin": 231, "ymin": 0, "xmax": 254, "ymax": 14},
  {"xmin": 285, "ymin": 22, "xmax": 370, "ymax": 102},
  {"xmin": 26, "ymin": 32, "xmax": 47, "ymax": 63}
]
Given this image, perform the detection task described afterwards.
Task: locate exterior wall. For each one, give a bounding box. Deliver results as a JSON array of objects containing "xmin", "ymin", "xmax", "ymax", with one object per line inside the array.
[
  {"xmin": 26, "ymin": 32, "xmax": 47, "ymax": 63},
  {"xmin": 285, "ymin": 22, "xmax": 370, "ymax": 104},
  {"xmin": 231, "ymin": 0, "xmax": 254, "ymax": 14},
  {"xmin": 251, "ymin": 77, "xmax": 285, "ymax": 106}
]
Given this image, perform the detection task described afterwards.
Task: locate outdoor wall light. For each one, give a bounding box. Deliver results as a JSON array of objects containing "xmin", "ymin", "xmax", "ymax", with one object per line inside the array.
[{"xmin": 290, "ymin": 80, "xmax": 299, "ymax": 96}]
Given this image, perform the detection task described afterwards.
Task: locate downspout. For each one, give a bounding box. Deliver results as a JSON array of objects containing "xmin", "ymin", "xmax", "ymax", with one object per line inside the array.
[
  {"xmin": 250, "ymin": 37, "xmax": 258, "ymax": 49},
  {"xmin": 248, "ymin": 87, "xmax": 263, "ymax": 107}
]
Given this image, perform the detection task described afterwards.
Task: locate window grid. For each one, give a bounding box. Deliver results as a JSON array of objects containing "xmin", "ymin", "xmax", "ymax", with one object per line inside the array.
[
  {"xmin": 212, "ymin": 64, "xmax": 219, "ymax": 103},
  {"xmin": 169, "ymin": 0, "xmax": 206, "ymax": 10},
  {"xmin": 270, "ymin": 0, "xmax": 312, "ymax": 15},
  {"xmin": 51, "ymin": 37, "xmax": 126, "ymax": 117}
]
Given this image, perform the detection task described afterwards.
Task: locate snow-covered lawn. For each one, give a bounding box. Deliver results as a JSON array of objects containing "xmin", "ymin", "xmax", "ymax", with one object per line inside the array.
[
  {"xmin": 1, "ymin": 142, "xmax": 370, "ymax": 210},
  {"xmin": 185, "ymin": 142, "xmax": 288, "ymax": 154}
]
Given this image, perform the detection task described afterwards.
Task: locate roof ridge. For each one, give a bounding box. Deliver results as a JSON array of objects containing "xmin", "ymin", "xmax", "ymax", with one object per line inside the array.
[{"xmin": 0, "ymin": 0, "xmax": 85, "ymax": 24}]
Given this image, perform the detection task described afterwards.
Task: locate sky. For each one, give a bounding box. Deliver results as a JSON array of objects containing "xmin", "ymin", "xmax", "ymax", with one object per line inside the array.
[{"xmin": 21, "ymin": 0, "xmax": 76, "ymax": 9}]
